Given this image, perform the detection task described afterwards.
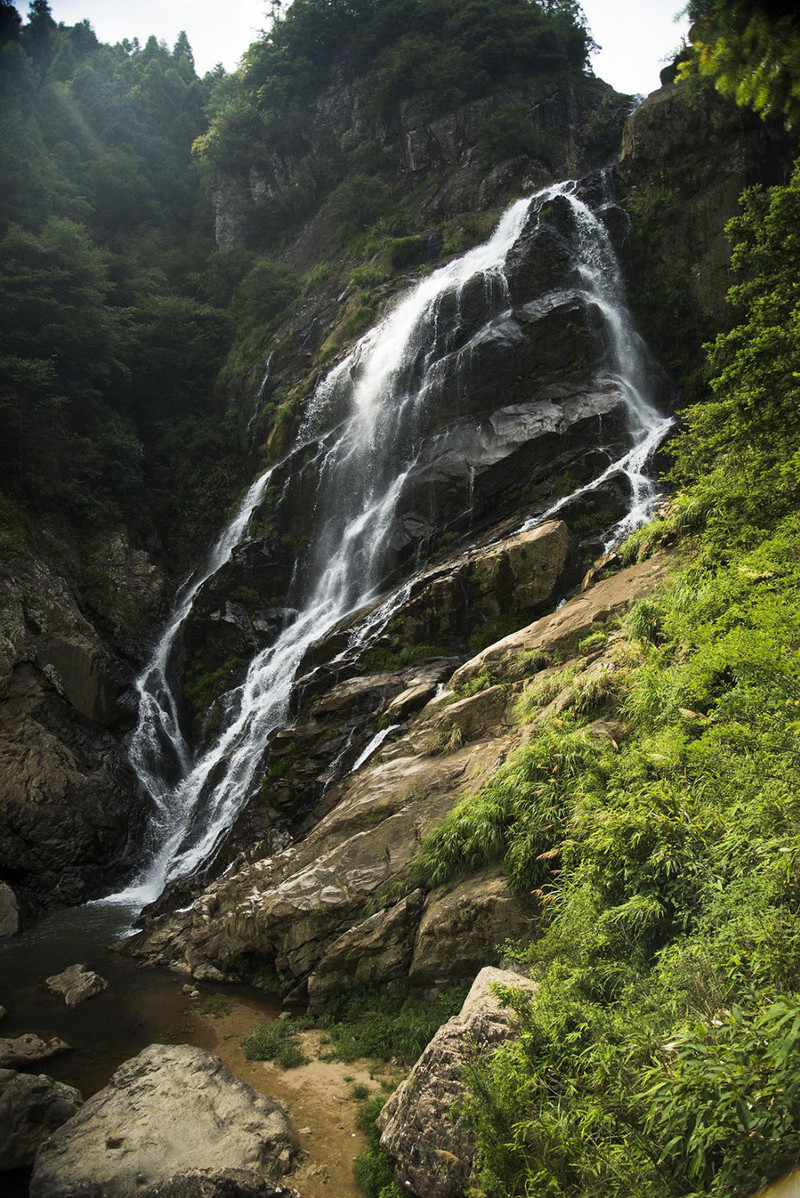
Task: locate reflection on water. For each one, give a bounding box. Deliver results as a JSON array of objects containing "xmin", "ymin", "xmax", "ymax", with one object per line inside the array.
[
  {"xmin": 0, "ymin": 901, "xmax": 273, "ymax": 1098},
  {"xmin": 1, "ymin": 903, "xmax": 279, "ymax": 1198}
]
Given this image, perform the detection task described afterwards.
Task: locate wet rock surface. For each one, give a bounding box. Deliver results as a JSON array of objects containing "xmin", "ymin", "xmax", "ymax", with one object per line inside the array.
[
  {"xmin": 128, "ymin": 555, "xmax": 671, "ymax": 1003},
  {"xmin": 379, "ymin": 967, "xmax": 538, "ymax": 1198},
  {"xmin": 616, "ymin": 79, "xmax": 796, "ymax": 372},
  {"xmin": 0, "ymin": 552, "xmax": 152, "ymax": 908},
  {"xmin": 0, "ymin": 1068, "xmax": 83, "ymax": 1170},
  {"xmin": 0, "ymin": 1033, "xmax": 70, "ymax": 1069},
  {"xmin": 45, "ymin": 964, "xmax": 108, "ymax": 1008},
  {"xmin": 0, "ymin": 883, "xmax": 19, "ymax": 938},
  {"xmin": 29, "ymin": 1044, "xmax": 298, "ymax": 1198}
]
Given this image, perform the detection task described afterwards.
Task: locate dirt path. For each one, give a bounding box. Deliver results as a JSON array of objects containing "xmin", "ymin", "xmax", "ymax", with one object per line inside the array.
[{"xmin": 189, "ymin": 991, "xmax": 405, "ymax": 1198}]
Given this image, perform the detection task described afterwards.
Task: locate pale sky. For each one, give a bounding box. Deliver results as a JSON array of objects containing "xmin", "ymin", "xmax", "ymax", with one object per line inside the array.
[{"xmin": 15, "ymin": 1, "xmax": 690, "ymax": 95}]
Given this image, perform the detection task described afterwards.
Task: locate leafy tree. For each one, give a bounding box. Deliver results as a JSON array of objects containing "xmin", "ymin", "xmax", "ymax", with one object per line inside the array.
[
  {"xmin": 669, "ymin": 158, "xmax": 800, "ymax": 546},
  {"xmin": 0, "ymin": 0, "xmax": 21, "ymax": 43},
  {"xmin": 0, "ymin": 7, "xmax": 239, "ymax": 558},
  {"xmin": 684, "ymin": 0, "xmax": 800, "ymax": 128}
]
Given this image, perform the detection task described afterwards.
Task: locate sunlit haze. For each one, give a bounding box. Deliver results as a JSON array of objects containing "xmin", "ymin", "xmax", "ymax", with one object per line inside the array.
[{"xmin": 16, "ymin": 0, "xmax": 690, "ymax": 94}]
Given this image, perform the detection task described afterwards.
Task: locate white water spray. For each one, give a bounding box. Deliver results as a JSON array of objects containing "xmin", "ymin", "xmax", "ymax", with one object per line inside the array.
[
  {"xmin": 114, "ymin": 195, "xmax": 534, "ymax": 904},
  {"xmin": 115, "ymin": 179, "xmax": 670, "ymax": 907}
]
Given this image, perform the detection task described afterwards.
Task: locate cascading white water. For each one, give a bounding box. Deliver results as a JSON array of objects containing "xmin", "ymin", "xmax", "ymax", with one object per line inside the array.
[
  {"xmin": 112, "ymin": 195, "xmax": 534, "ymax": 904},
  {"xmin": 247, "ymin": 353, "xmax": 273, "ymax": 443},
  {"xmin": 522, "ymin": 179, "xmax": 673, "ymax": 541},
  {"xmin": 114, "ymin": 178, "xmax": 670, "ymax": 908}
]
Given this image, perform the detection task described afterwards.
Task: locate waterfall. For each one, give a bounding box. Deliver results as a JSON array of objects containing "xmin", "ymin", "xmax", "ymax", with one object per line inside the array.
[
  {"xmin": 522, "ymin": 178, "xmax": 672, "ymax": 541},
  {"xmin": 113, "ymin": 178, "xmax": 669, "ymax": 908}
]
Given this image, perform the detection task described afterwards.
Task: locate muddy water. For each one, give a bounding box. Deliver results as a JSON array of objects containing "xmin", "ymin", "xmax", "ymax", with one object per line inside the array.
[{"xmin": 1, "ymin": 905, "xmax": 385, "ymax": 1198}]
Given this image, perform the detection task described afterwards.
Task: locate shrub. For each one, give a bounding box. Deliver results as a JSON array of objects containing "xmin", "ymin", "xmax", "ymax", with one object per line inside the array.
[
  {"xmin": 242, "ymin": 1019, "xmax": 308, "ymax": 1068},
  {"xmin": 319, "ymin": 985, "xmax": 467, "ymax": 1064},
  {"xmin": 199, "ymin": 993, "xmax": 231, "ymax": 1018}
]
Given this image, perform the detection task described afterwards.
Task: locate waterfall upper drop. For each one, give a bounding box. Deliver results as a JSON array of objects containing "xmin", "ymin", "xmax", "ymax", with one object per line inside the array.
[{"xmin": 116, "ymin": 174, "xmax": 671, "ymax": 908}]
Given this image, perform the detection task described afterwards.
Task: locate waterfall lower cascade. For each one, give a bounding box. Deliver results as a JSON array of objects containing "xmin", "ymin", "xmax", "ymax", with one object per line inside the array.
[{"xmin": 114, "ymin": 176, "xmax": 671, "ymax": 907}]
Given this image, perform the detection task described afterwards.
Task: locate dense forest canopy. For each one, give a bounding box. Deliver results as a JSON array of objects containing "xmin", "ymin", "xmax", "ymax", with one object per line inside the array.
[
  {"xmin": 0, "ymin": 0, "xmax": 600, "ymax": 570},
  {"xmin": 196, "ymin": 0, "xmax": 594, "ymax": 174},
  {"xmin": 0, "ymin": 0, "xmax": 237, "ymax": 561}
]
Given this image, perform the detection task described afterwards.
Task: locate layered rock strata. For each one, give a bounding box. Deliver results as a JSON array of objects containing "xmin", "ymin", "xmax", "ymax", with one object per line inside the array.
[{"xmin": 128, "ymin": 552, "xmax": 670, "ymax": 1005}]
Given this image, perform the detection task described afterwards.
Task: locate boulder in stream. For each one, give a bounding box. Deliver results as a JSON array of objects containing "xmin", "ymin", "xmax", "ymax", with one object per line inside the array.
[
  {"xmin": 45, "ymin": 963, "xmax": 108, "ymax": 1007},
  {"xmin": 0, "ymin": 1068, "xmax": 83, "ymax": 1170},
  {"xmin": 30, "ymin": 1044, "xmax": 298, "ymax": 1198},
  {"xmin": 0, "ymin": 1033, "xmax": 70, "ymax": 1069}
]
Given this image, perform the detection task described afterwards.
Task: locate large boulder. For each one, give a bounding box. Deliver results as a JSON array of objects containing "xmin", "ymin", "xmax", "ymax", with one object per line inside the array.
[
  {"xmin": 448, "ymin": 550, "xmax": 672, "ymax": 690},
  {"xmin": 408, "ymin": 869, "xmax": 535, "ymax": 986},
  {"xmin": 379, "ymin": 966, "xmax": 537, "ymax": 1198},
  {"xmin": 0, "ymin": 1068, "xmax": 83, "ymax": 1170},
  {"xmin": 307, "ymin": 890, "xmax": 426, "ymax": 1013},
  {"xmin": 29, "ymin": 1045, "xmax": 298, "ymax": 1198},
  {"xmin": 394, "ymin": 520, "xmax": 573, "ymax": 647}
]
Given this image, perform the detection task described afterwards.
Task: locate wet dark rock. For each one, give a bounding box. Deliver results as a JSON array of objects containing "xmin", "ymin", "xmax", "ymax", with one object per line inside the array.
[
  {"xmin": 0, "ymin": 1068, "xmax": 83, "ymax": 1171},
  {"xmin": 0, "ymin": 883, "xmax": 19, "ymax": 938},
  {"xmin": 0, "ymin": 553, "xmax": 152, "ymax": 908}
]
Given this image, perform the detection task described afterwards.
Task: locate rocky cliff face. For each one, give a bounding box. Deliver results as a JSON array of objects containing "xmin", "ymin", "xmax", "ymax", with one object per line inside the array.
[
  {"xmin": 128, "ymin": 549, "xmax": 671, "ymax": 1002},
  {"xmin": 0, "ymin": 535, "xmax": 164, "ymax": 915},
  {"xmin": 214, "ymin": 75, "xmax": 632, "ymax": 259},
  {"xmin": 615, "ymin": 78, "xmax": 796, "ymax": 379}
]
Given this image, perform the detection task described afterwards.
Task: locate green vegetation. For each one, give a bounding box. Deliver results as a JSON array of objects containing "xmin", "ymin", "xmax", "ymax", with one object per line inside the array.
[
  {"xmin": 684, "ymin": 0, "xmax": 800, "ymax": 129},
  {"xmin": 0, "ymin": 2, "xmax": 242, "ymax": 564},
  {"xmin": 476, "ymin": 101, "xmax": 562, "ymax": 166},
  {"xmin": 198, "ymin": 992, "xmax": 231, "ymax": 1018},
  {"xmin": 361, "ymin": 642, "xmax": 448, "ymax": 671},
  {"xmin": 452, "ymin": 669, "xmax": 501, "ymax": 700},
  {"xmin": 242, "ymin": 1019, "xmax": 310, "ymax": 1069},
  {"xmin": 194, "ymin": 0, "xmax": 596, "ymax": 257},
  {"xmin": 410, "ymin": 153, "xmax": 800, "ymax": 1195},
  {"xmin": 353, "ymin": 1095, "xmax": 401, "ymax": 1198},
  {"xmin": 318, "ymin": 984, "xmax": 468, "ymax": 1064}
]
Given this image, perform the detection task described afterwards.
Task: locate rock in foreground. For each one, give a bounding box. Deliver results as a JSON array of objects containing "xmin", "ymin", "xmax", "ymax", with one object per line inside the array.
[
  {"xmin": 0, "ymin": 1068, "xmax": 83, "ymax": 1170},
  {"xmin": 137, "ymin": 1172, "xmax": 300, "ymax": 1198},
  {"xmin": 30, "ymin": 1044, "xmax": 298, "ymax": 1198},
  {"xmin": 45, "ymin": 963, "xmax": 108, "ymax": 1007},
  {"xmin": 379, "ymin": 966, "xmax": 537, "ymax": 1198}
]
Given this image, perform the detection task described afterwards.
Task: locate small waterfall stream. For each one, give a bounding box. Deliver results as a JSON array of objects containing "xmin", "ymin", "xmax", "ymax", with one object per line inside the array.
[
  {"xmin": 112, "ymin": 177, "xmax": 670, "ymax": 908},
  {"xmin": 522, "ymin": 180, "xmax": 672, "ymax": 541}
]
